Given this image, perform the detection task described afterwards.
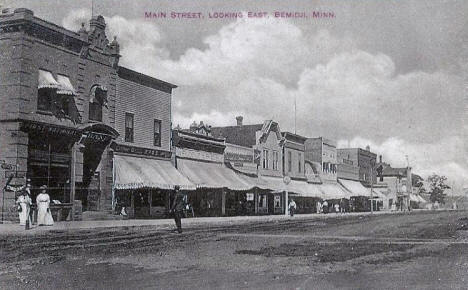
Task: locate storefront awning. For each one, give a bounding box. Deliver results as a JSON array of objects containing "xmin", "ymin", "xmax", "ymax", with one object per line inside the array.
[
  {"xmin": 176, "ymin": 159, "xmax": 252, "ymax": 191},
  {"xmin": 56, "ymin": 75, "xmax": 76, "ymax": 95},
  {"xmin": 235, "ymin": 174, "xmax": 271, "ymax": 190},
  {"xmin": 114, "ymin": 155, "xmax": 195, "ymax": 190},
  {"xmin": 409, "ymin": 194, "xmax": 422, "ymax": 202},
  {"xmin": 371, "ymin": 188, "xmax": 387, "ymax": 199},
  {"xmin": 319, "ymin": 182, "xmax": 352, "ymax": 199},
  {"xmin": 38, "ymin": 70, "xmax": 59, "ymax": 89},
  {"xmin": 338, "ymin": 179, "xmax": 371, "ymax": 197}
]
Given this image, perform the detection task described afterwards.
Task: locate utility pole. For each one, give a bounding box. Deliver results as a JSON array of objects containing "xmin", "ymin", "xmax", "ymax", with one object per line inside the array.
[{"xmin": 369, "ymin": 162, "xmax": 374, "ymax": 213}]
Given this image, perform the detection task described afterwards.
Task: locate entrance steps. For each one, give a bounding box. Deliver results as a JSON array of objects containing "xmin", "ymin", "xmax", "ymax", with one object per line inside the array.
[{"xmin": 81, "ymin": 211, "xmax": 124, "ymax": 221}]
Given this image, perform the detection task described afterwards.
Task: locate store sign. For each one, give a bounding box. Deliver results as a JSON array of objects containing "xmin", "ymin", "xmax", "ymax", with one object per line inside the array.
[
  {"xmin": 83, "ymin": 131, "xmax": 113, "ymax": 143},
  {"xmin": 20, "ymin": 121, "xmax": 81, "ymax": 137},
  {"xmin": 111, "ymin": 143, "xmax": 172, "ymax": 159},
  {"xmin": 225, "ymin": 151, "xmax": 254, "ymax": 163}
]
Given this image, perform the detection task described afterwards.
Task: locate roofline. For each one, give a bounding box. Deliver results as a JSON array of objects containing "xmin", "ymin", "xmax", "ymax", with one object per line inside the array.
[
  {"xmin": 211, "ymin": 124, "xmax": 263, "ymax": 129},
  {"xmin": 118, "ymin": 66, "xmax": 177, "ymax": 92},
  {"xmin": 282, "ymin": 131, "xmax": 308, "ymax": 141}
]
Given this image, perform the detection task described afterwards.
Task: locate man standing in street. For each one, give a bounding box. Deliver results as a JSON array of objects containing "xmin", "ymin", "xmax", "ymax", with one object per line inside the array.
[{"xmin": 171, "ymin": 185, "xmax": 185, "ymax": 233}]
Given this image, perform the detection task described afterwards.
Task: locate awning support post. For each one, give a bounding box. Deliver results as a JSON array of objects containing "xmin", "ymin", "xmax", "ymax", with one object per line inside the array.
[{"xmin": 70, "ymin": 143, "xmax": 77, "ymax": 221}]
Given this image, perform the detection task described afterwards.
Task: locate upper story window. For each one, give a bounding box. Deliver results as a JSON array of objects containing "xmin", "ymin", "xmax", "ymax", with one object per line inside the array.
[
  {"xmin": 272, "ymin": 151, "xmax": 279, "ymax": 171},
  {"xmin": 37, "ymin": 87, "xmax": 54, "ymax": 111},
  {"xmin": 38, "ymin": 70, "xmax": 58, "ymax": 112},
  {"xmin": 154, "ymin": 119, "xmax": 161, "ymax": 147},
  {"xmin": 298, "ymin": 153, "xmax": 302, "ymax": 173},
  {"xmin": 37, "ymin": 71, "xmax": 81, "ymax": 122},
  {"xmin": 288, "ymin": 151, "xmax": 292, "ymax": 172},
  {"xmin": 89, "ymin": 85, "xmax": 108, "ymax": 122},
  {"xmin": 262, "ymin": 149, "xmax": 269, "ymax": 169},
  {"xmin": 125, "ymin": 113, "xmax": 134, "ymax": 143}
]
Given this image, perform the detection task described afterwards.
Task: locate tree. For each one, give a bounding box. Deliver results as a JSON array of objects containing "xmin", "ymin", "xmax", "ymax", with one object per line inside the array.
[{"xmin": 427, "ymin": 174, "xmax": 450, "ymax": 204}]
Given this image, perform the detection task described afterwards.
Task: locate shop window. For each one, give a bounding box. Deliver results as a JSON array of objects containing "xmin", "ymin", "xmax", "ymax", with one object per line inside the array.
[
  {"xmin": 151, "ymin": 190, "xmax": 165, "ymax": 207},
  {"xmin": 154, "ymin": 119, "xmax": 161, "ymax": 147},
  {"xmin": 125, "ymin": 113, "xmax": 134, "ymax": 142},
  {"xmin": 274, "ymin": 195, "xmax": 281, "ymax": 208},
  {"xmin": 258, "ymin": 194, "xmax": 267, "ymax": 208},
  {"xmin": 262, "ymin": 149, "xmax": 269, "ymax": 169},
  {"xmin": 288, "ymin": 151, "xmax": 292, "ymax": 172}
]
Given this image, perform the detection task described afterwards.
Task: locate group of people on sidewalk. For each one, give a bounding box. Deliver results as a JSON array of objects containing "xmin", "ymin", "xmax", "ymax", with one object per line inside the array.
[{"xmin": 13, "ymin": 180, "xmax": 54, "ymax": 229}]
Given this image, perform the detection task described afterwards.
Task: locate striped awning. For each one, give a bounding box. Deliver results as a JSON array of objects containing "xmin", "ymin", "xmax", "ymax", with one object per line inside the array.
[
  {"xmin": 176, "ymin": 159, "xmax": 252, "ymax": 191},
  {"xmin": 38, "ymin": 70, "xmax": 59, "ymax": 89},
  {"xmin": 114, "ymin": 155, "xmax": 195, "ymax": 190},
  {"xmin": 319, "ymin": 182, "xmax": 352, "ymax": 199},
  {"xmin": 338, "ymin": 179, "xmax": 371, "ymax": 197},
  {"xmin": 56, "ymin": 75, "xmax": 76, "ymax": 95}
]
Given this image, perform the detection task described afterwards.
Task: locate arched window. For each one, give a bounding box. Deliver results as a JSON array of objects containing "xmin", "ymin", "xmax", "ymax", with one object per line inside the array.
[{"xmin": 89, "ymin": 84, "xmax": 108, "ymax": 122}]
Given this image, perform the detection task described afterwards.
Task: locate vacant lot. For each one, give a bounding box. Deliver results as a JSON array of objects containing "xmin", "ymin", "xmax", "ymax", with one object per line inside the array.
[{"xmin": 1, "ymin": 211, "xmax": 467, "ymax": 289}]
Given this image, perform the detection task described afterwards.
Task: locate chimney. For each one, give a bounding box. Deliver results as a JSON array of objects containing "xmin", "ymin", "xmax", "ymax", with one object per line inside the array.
[
  {"xmin": 236, "ymin": 116, "xmax": 243, "ymax": 126},
  {"xmin": 366, "ymin": 145, "xmax": 370, "ymax": 151}
]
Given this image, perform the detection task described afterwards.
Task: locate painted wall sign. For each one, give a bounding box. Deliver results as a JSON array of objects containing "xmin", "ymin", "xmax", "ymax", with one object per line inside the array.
[
  {"xmin": 20, "ymin": 121, "xmax": 81, "ymax": 137},
  {"xmin": 111, "ymin": 142, "xmax": 172, "ymax": 159},
  {"xmin": 225, "ymin": 151, "xmax": 254, "ymax": 163}
]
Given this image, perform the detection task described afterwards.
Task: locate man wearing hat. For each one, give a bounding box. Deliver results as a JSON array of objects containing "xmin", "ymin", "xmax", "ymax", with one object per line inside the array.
[
  {"xmin": 36, "ymin": 185, "xmax": 54, "ymax": 226},
  {"xmin": 170, "ymin": 185, "xmax": 185, "ymax": 233}
]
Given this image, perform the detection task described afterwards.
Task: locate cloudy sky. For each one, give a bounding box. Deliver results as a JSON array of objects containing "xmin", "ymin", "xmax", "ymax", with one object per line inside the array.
[{"xmin": 6, "ymin": 0, "xmax": 467, "ymax": 191}]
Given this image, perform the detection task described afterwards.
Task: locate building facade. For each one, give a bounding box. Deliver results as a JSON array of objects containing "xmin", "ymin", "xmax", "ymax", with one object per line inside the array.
[
  {"xmin": 0, "ymin": 9, "xmax": 121, "ymax": 222},
  {"xmin": 0, "ymin": 8, "xmax": 189, "ymax": 222},
  {"xmin": 212, "ymin": 118, "xmax": 286, "ymax": 214}
]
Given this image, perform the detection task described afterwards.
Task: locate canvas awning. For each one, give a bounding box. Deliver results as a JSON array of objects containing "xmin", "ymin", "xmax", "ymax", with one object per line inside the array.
[
  {"xmin": 301, "ymin": 182, "xmax": 323, "ymax": 198},
  {"xmin": 417, "ymin": 195, "xmax": 427, "ymax": 203},
  {"xmin": 235, "ymin": 174, "xmax": 271, "ymax": 190},
  {"xmin": 90, "ymin": 84, "xmax": 108, "ymax": 104},
  {"xmin": 371, "ymin": 189, "xmax": 387, "ymax": 199},
  {"xmin": 38, "ymin": 70, "xmax": 59, "ymax": 89},
  {"xmin": 114, "ymin": 155, "xmax": 195, "ymax": 190},
  {"xmin": 338, "ymin": 179, "xmax": 371, "ymax": 197},
  {"xmin": 319, "ymin": 182, "xmax": 352, "ymax": 199},
  {"xmin": 176, "ymin": 159, "xmax": 252, "ymax": 191},
  {"xmin": 56, "ymin": 75, "xmax": 76, "ymax": 95},
  {"xmin": 409, "ymin": 194, "xmax": 421, "ymax": 202}
]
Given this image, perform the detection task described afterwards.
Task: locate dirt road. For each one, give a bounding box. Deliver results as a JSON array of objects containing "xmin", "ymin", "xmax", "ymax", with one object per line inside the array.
[{"xmin": 1, "ymin": 211, "xmax": 467, "ymax": 289}]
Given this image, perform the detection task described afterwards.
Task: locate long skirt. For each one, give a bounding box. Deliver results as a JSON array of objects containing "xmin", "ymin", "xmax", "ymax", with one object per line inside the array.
[
  {"xmin": 18, "ymin": 204, "xmax": 31, "ymax": 226},
  {"xmin": 37, "ymin": 203, "xmax": 54, "ymax": 226}
]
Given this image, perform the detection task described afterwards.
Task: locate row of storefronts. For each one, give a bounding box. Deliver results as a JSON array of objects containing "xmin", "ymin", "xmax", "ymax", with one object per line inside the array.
[{"xmin": 0, "ymin": 8, "xmax": 424, "ymax": 223}]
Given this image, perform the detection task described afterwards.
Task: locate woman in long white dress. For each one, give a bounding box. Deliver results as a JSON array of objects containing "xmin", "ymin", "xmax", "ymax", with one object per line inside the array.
[
  {"xmin": 16, "ymin": 190, "xmax": 32, "ymax": 226},
  {"xmin": 36, "ymin": 185, "xmax": 54, "ymax": 226}
]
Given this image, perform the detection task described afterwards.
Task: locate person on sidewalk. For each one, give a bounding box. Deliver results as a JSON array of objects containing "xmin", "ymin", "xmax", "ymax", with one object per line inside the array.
[
  {"xmin": 16, "ymin": 186, "xmax": 32, "ymax": 229},
  {"xmin": 170, "ymin": 186, "xmax": 185, "ymax": 233},
  {"xmin": 288, "ymin": 199, "xmax": 297, "ymax": 217},
  {"xmin": 36, "ymin": 185, "xmax": 54, "ymax": 226},
  {"xmin": 322, "ymin": 200, "xmax": 329, "ymax": 214}
]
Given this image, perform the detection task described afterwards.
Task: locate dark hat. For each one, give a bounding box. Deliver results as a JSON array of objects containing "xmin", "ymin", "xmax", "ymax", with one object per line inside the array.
[
  {"xmin": 40, "ymin": 185, "xmax": 47, "ymax": 190},
  {"xmin": 174, "ymin": 185, "xmax": 180, "ymax": 191}
]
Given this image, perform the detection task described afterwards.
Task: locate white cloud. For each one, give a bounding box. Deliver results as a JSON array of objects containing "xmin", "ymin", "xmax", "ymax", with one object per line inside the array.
[{"xmin": 60, "ymin": 10, "xmax": 466, "ymax": 189}]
